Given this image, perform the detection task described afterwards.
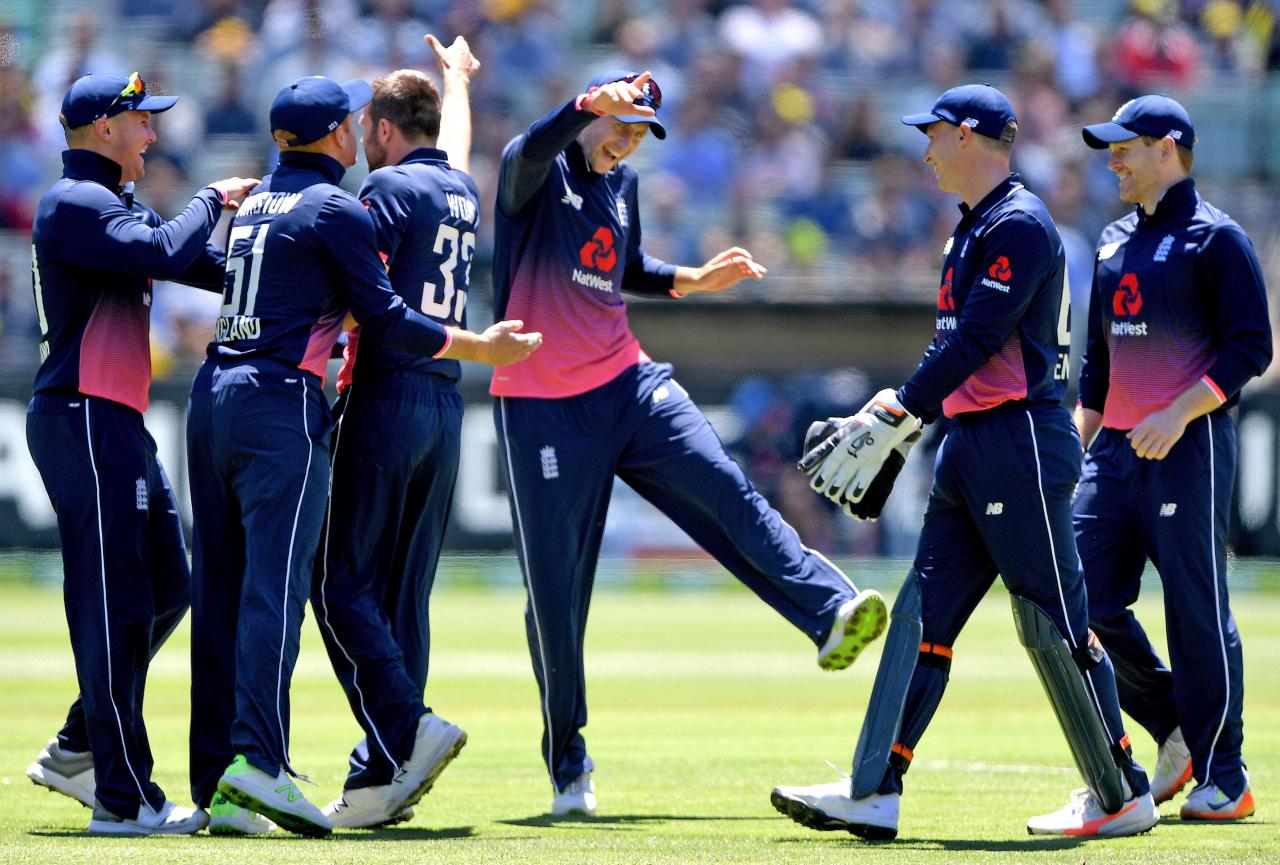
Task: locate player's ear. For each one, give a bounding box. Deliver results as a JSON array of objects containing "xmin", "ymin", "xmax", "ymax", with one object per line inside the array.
[{"xmin": 378, "ymin": 117, "xmax": 394, "ymax": 144}]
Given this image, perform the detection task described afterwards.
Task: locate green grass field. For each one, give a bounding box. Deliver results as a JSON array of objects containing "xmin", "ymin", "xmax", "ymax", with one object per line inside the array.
[{"xmin": 2, "ymin": 556, "xmax": 1278, "ymax": 864}]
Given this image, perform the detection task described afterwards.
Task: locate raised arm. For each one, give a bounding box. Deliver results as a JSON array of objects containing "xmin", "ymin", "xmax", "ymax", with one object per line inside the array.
[{"xmin": 426, "ymin": 34, "xmax": 480, "ymax": 174}]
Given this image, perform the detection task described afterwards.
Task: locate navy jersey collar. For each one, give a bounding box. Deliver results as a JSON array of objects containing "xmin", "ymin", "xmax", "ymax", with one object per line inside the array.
[
  {"xmin": 1138, "ymin": 177, "xmax": 1197, "ymax": 227},
  {"xmin": 277, "ymin": 150, "xmax": 347, "ymax": 185},
  {"xmin": 62, "ymin": 149, "xmax": 125, "ymax": 192},
  {"xmin": 399, "ymin": 146, "xmax": 449, "ymax": 166},
  {"xmin": 957, "ymin": 173, "xmax": 1022, "ymax": 221}
]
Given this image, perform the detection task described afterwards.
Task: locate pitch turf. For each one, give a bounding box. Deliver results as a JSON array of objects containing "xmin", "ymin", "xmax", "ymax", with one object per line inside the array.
[{"xmin": 1, "ymin": 556, "xmax": 1277, "ymax": 864}]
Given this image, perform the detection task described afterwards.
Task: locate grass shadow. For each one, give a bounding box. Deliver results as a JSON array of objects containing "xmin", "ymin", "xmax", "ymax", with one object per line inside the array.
[
  {"xmin": 500, "ymin": 813, "xmax": 767, "ymax": 829},
  {"xmin": 773, "ymin": 834, "xmax": 1086, "ymax": 852},
  {"xmin": 29, "ymin": 826, "xmax": 478, "ymax": 841}
]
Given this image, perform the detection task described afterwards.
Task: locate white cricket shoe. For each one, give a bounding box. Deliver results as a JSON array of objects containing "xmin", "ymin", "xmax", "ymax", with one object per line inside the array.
[
  {"xmin": 391, "ymin": 713, "xmax": 467, "ymax": 813},
  {"xmin": 87, "ymin": 799, "xmax": 209, "ymax": 836},
  {"xmin": 324, "ymin": 786, "xmax": 412, "ymax": 829},
  {"xmin": 1179, "ymin": 780, "xmax": 1255, "ymax": 821},
  {"xmin": 771, "ymin": 780, "xmax": 899, "ymax": 840},
  {"xmin": 1152, "ymin": 728, "xmax": 1193, "ymax": 805},
  {"xmin": 818, "ymin": 590, "xmax": 888, "ymax": 671},
  {"xmin": 216, "ymin": 754, "xmax": 331, "ymax": 837},
  {"xmin": 1027, "ymin": 787, "xmax": 1159, "ymax": 837},
  {"xmin": 208, "ymin": 791, "xmax": 276, "ymax": 835},
  {"xmin": 27, "ymin": 737, "xmax": 95, "ymax": 807},
  {"xmin": 551, "ymin": 772, "xmax": 596, "ymax": 817}
]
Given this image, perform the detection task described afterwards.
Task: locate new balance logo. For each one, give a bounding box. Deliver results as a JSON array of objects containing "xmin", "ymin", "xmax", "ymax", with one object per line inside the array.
[
  {"xmin": 561, "ymin": 178, "xmax": 583, "ymax": 210},
  {"xmin": 540, "ymin": 446, "xmax": 560, "ymax": 480},
  {"xmin": 275, "ymin": 783, "xmax": 303, "ymax": 802},
  {"xmin": 985, "ymin": 502, "xmax": 1004, "ymax": 515},
  {"xmin": 1159, "ymin": 502, "xmax": 1177, "ymax": 517},
  {"xmin": 135, "ymin": 478, "xmax": 148, "ymax": 510}
]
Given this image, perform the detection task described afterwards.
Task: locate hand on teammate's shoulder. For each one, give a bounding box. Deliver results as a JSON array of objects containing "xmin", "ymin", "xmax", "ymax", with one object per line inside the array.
[{"xmin": 208, "ymin": 177, "xmax": 261, "ymax": 209}]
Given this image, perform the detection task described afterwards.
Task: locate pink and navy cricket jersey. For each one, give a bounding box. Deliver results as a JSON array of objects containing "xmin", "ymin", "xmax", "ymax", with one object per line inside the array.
[
  {"xmin": 338, "ymin": 147, "xmax": 479, "ymax": 390},
  {"xmin": 31, "ymin": 150, "xmax": 226, "ymax": 413},
  {"xmin": 490, "ymin": 98, "xmax": 678, "ymax": 398},
  {"xmin": 897, "ymin": 174, "xmax": 1070, "ymax": 421},
  {"xmin": 1078, "ymin": 178, "xmax": 1271, "ymax": 429},
  {"xmin": 208, "ymin": 151, "xmax": 449, "ymax": 380}
]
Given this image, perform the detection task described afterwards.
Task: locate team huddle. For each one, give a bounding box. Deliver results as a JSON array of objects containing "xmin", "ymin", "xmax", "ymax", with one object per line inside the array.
[{"xmin": 22, "ymin": 31, "xmax": 1267, "ymax": 842}]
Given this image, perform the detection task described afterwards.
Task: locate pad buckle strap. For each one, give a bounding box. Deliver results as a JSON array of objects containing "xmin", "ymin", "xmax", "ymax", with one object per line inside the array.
[{"xmin": 918, "ymin": 641, "xmax": 953, "ymax": 671}]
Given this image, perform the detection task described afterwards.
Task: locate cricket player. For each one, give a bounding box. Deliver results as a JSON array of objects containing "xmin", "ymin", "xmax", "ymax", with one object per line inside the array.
[
  {"xmin": 24, "ymin": 71, "xmax": 256, "ymax": 835},
  {"xmin": 492, "ymin": 70, "xmax": 887, "ymax": 817},
  {"xmin": 1075, "ymin": 95, "xmax": 1270, "ymax": 819},
  {"xmin": 314, "ymin": 35, "xmax": 484, "ymax": 829},
  {"xmin": 772, "ymin": 84, "xmax": 1157, "ymax": 839},
  {"xmin": 186, "ymin": 75, "xmax": 538, "ymax": 837}
]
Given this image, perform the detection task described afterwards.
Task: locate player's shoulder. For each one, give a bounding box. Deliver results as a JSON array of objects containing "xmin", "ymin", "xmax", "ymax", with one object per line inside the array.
[
  {"xmin": 987, "ymin": 188, "xmax": 1059, "ymax": 246},
  {"xmin": 1098, "ymin": 210, "xmax": 1139, "ymax": 247},
  {"xmin": 1194, "ymin": 195, "xmax": 1247, "ymax": 239}
]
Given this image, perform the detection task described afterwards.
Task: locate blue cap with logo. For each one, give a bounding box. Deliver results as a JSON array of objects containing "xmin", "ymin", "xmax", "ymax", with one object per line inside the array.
[
  {"xmin": 584, "ymin": 70, "xmax": 666, "ymax": 140},
  {"xmin": 61, "ymin": 72, "xmax": 178, "ymax": 129},
  {"xmin": 1082, "ymin": 95, "xmax": 1195, "ymax": 150},
  {"xmin": 901, "ymin": 83, "xmax": 1018, "ymax": 143},
  {"xmin": 270, "ymin": 76, "xmax": 373, "ymax": 147}
]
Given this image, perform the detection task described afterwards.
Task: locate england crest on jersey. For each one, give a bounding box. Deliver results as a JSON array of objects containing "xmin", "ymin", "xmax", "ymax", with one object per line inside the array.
[{"xmin": 616, "ymin": 195, "xmax": 628, "ymax": 228}]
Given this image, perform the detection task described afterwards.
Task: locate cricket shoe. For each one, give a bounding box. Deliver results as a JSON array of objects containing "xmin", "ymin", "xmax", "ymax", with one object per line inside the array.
[
  {"xmin": 27, "ymin": 737, "xmax": 95, "ymax": 807},
  {"xmin": 389, "ymin": 713, "xmax": 467, "ymax": 814},
  {"xmin": 216, "ymin": 754, "xmax": 331, "ymax": 837},
  {"xmin": 818, "ymin": 590, "xmax": 888, "ymax": 671},
  {"xmin": 324, "ymin": 788, "xmax": 418, "ymax": 829},
  {"xmin": 87, "ymin": 799, "xmax": 209, "ymax": 836},
  {"xmin": 1026, "ymin": 787, "xmax": 1159, "ymax": 837},
  {"xmin": 1152, "ymin": 727, "xmax": 1192, "ymax": 805},
  {"xmin": 770, "ymin": 780, "xmax": 899, "ymax": 840},
  {"xmin": 208, "ymin": 791, "xmax": 276, "ymax": 835},
  {"xmin": 551, "ymin": 772, "xmax": 596, "ymax": 817},
  {"xmin": 1179, "ymin": 780, "xmax": 1255, "ymax": 820}
]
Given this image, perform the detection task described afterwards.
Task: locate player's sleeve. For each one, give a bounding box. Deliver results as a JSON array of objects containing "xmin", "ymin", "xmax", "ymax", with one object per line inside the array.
[
  {"xmin": 52, "ymin": 185, "xmax": 223, "ymax": 282},
  {"xmin": 621, "ymin": 178, "xmax": 677, "ymax": 296},
  {"xmin": 1076, "ymin": 248, "xmax": 1111, "ymax": 413},
  {"xmin": 358, "ymin": 168, "xmax": 414, "ymax": 264},
  {"xmin": 316, "ymin": 194, "xmax": 450, "ymax": 357},
  {"xmin": 897, "ymin": 212, "xmax": 1053, "ymax": 420},
  {"xmin": 1198, "ymin": 221, "xmax": 1272, "ymax": 403},
  {"xmin": 498, "ymin": 98, "xmax": 598, "ymax": 216}
]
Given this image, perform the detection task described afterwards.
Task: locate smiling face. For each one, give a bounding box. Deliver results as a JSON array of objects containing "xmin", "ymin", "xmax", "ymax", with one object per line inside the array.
[
  {"xmin": 921, "ymin": 120, "xmax": 964, "ymax": 194},
  {"xmin": 1106, "ymin": 136, "xmax": 1167, "ymax": 205},
  {"xmin": 99, "ymin": 110, "xmax": 156, "ymax": 183},
  {"xmin": 578, "ymin": 116, "xmax": 649, "ymax": 174}
]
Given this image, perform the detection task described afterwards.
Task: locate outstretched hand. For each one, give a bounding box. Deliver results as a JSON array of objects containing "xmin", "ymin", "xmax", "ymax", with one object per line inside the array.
[
  {"xmin": 675, "ymin": 247, "xmax": 767, "ymax": 296},
  {"xmin": 584, "ymin": 70, "xmax": 657, "ymax": 119},
  {"xmin": 425, "ymin": 33, "xmax": 480, "ymax": 82},
  {"xmin": 481, "ymin": 319, "xmax": 542, "ymax": 366}
]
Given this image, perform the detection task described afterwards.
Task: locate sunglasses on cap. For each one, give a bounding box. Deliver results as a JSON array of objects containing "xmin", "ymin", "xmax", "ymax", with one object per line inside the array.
[
  {"xmin": 98, "ymin": 72, "xmax": 146, "ymax": 120},
  {"xmin": 622, "ymin": 73, "xmax": 662, "ymax": 110}
]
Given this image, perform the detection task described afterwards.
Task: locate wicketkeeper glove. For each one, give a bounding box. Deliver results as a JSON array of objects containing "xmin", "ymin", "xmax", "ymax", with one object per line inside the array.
[
  {"xmin": 799, "ymin": 388, "xmax": 922, "ymax": 507},
  {"xmin": 798, "ymin": 419, "xmax": 920, "ymax": 521}
]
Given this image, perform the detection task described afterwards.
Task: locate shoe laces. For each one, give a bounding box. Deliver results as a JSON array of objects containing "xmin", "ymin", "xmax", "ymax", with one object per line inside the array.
[
  {"xmin": 1065, "ymin": 787, "xmax": 1096, "ymax": 815},
  {"xmin": 824, "ymin": 760, "xmax": 853, "ymax": 782}
]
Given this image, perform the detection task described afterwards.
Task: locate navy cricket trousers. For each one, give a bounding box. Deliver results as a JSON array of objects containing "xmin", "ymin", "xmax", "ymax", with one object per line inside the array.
[
  {"xmin": 495, "ymin": 362, "xmax": 858, "ymax": 792},
  {"xmin": 878, "ymin": 403, "xmax": 1142, "ymax": 796},
  {"xmin": 313, "ymin": 372, "xmax": 463, "ymax": 789},
  {"xmin": 27, "ymin": 393, "xmax": 191, "ymax": 819},
  {"xmin": 1075, "ymin": 414, "xmax": 1245, "ymax": 797},
  {"xmin": 187, "ymin": 361, "xmax": 331, "ymax": 806}
]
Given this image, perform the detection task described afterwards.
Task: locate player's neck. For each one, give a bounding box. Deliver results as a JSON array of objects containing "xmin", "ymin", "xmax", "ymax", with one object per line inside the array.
[
  {"xmin": 958, "ymin": 160, "xmax": 1012, "ymax": 210},
  {"xmin": 1138, "ymin": 173, "xmax": 1188, "ymax": 217},
  {"xmin": 384, "ymin": 137, "xmax": 438, "ymax": 167}
]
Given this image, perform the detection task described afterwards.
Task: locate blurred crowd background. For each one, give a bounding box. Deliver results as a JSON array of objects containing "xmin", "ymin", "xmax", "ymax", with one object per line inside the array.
[{"xmin": 2, "ymin": 0, "xmax": 1280, "ymax": 554}]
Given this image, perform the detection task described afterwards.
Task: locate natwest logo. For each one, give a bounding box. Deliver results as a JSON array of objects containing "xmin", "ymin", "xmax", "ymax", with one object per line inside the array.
[
  {"xmin": 987, "ymin": 256, "xmax": 1012, "ymax": 281},
  {"xmin": 579, "ymin": 226, "xmax": 617, "ymax": 271},
  {"xmin": 1112, "ymin": 272, "xmax": 1143, "ymax": 317},
  {"xmin": 937, "ymin": 266, "xmax": 955, "ymax": 311}
]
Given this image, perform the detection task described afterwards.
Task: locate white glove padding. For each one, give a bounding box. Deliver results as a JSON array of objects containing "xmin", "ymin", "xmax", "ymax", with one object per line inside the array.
[{"xmin": 809, "ymin": 389, "xmax": 921, "ymax": 505}]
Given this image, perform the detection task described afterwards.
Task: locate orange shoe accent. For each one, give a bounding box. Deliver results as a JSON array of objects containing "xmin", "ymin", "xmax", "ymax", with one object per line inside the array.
[
  {"xmin": 1063, "ymin": 799, "xmax": 1140, "ymax": 837},
  {"xmin": 1153, "ymin": 762, "xmax": 1193, "ymax": 805},
  {"xmin": 1181, "ymin": 789, "xmax": 1255, "ymax": 820}
]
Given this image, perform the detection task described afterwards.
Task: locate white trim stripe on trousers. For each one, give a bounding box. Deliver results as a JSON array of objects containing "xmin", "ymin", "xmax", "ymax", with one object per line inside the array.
[
  {"xmin": 85, "ymin": 400, "xmax": 155, "ymax": 811},
  {"xmin": 499, "ymin": 397, "xmax": 560, "ymax": 791}
]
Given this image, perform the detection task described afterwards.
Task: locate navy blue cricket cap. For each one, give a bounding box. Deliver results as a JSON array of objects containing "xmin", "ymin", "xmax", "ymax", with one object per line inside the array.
[
  {"xmin": 901, "ymin": 83, "xmax": 1018, "ymax": 143},
  {"xmin": 60, "ymin": 72, "xmax": 178, "ymax": 129},
  {"xmin": 270, "ymin": 76, "xmax": 373, "ymax": 147},
  {"xmin": 1082, "ymin": 95, "xmax": 1195, "ymax": 150},
  {"xmin": 584, "ymin": 69, "xmax": 666, "ymax": 139}
]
